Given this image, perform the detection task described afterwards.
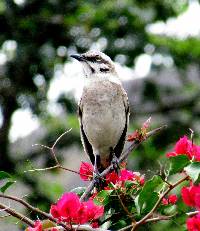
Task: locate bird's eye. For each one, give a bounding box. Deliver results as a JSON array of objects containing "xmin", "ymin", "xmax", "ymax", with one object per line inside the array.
[{"xmin": 95, "ymin": 56, "xmax": 101, "ymax": 62}]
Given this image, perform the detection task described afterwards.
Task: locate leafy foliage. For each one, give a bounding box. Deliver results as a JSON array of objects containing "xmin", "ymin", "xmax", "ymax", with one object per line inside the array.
[{"xmin": 0, "ymin": 171, "xmax": 15, "ymax": 193}]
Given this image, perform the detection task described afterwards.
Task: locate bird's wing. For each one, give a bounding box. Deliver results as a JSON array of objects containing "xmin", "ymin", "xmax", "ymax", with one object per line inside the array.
[
  {"xmin": 113, "ymin": 86, "xmax": 129, "ymax": 158},
  {"xmin": 78, "ymin": 98, "xmax": 95, "ymax": 165}
]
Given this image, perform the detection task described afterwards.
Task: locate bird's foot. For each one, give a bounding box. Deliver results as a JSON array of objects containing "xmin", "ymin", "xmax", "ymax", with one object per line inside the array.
[
  {"xmin": 93, "ymin": 170, "xmax": 105, "ymax": 190},
  {"xmin": 111, "ymin": 155, "xmax": 120, "ymax": 174},
  {"xmin": 110, "ymin": 147, "xmax": 120, "ymax": 174}
]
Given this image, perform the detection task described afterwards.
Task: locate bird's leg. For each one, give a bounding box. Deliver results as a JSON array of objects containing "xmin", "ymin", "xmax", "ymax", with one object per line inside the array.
[
  {"xmin": 93, "ymin": 154, "xmax": 104, "ymax": 189},
  {"xmin": 94, "ymin": 154, "xmax": 101, "ymax": 176},
  {"xmin": 110, "ymin": 147, "xmax": 120, "ymax": 174}
]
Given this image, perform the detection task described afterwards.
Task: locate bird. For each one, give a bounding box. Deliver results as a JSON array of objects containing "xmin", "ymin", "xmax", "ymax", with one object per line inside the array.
[{"xmin": 71, "ymin": 51, "xmax": 129, "ymax": 175}]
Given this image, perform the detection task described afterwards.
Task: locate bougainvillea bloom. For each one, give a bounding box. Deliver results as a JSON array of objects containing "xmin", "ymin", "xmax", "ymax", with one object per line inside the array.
[
  {"xmin": 91, "ymin": 221, "xmax": 99, "ymax": 228},
  {"xmin": 79, "ymin": 162, "xmax": 94, "ymax": 181},
  {"xmin": 181, "ymin": 185, "xmax": 200, "ymax": 209},
  {"xmin": 27, "ymin": 221, "xmax": 42, "ymax": 231},
  {"xmin": 166, "ymin": 136, "xmax": 200, "ymax": 161},
  {"xmin": 168, "ymin": 194, "xmax": 178, "ymax": 204},
  {"xmin": 162, "ymin": 198, "xmax": 169, "ymax": 205},
  {"xmin": 51, "ymin": 192, "xmax": 81, "ymax": 222},
  {"xmin": 187, "ymin": 213, "xmax": 200, "ymax": 231},
  {"xmin": 83, "ymin": 200, "xmax": 104, "ymax": 221},
  {"xmin": 119, "ymin": 169, "xmax": 135, "ymax": 181},
  {"xmin": 106, "ymin": 171, "xmax": 119, "ymax": 184},
  {"xmin": 105, "ymin": 169, "xmax": 145, "ymax": 189},
  {"xmin": 162, "ymin": 194, "xmax": 178, "ymax": 205},
  {"xmin": 50, "ymin": 192, "xmax": 104, "ymax": 225}
]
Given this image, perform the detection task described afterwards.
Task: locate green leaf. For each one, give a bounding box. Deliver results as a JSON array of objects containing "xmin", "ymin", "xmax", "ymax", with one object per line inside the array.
[
  {"xmin": 137, "ymin": 175, "xmax": 163, "ymax": 214},
  {"xmin": 184, "ymin": 162, "xmax": 200, "ymax": 183},
  {"xmin": 94, "ymin": 190, "xmax": 112, "ymax": 206},
  {"xmin": 0, "ymin": 171, "xmax": 12, "ymax": 180},
  {"xmin": 124, "ymin": 180, "xmax": 134, "ymax": 189},
  {"xmin": 0, "ymin": 181, "xmax": 15, "ymax": 193},
  {"xmin": 0, "ymin": 171, "xmax": 15, "ymax": 193},
  {"xmin": 163, "ymin": 205, "xmax": 177, "ymax": 216},
  {"xmin": 169, "ymin": 155, "xmax": 190, "ymax": 175}
]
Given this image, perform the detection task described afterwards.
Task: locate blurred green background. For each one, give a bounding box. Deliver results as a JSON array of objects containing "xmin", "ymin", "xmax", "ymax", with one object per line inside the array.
[{"xmin": 0, "ymin": 0, "xmax": 200, "ymax": 230}]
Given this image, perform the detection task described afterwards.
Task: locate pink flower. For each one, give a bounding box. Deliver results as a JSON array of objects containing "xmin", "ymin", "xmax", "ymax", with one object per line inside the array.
[
  {"xmin": 105, "ymin": 169, "xmax": 144, "ymax": 188},
  {"xmin": 91, "ymin": 221, "xmax": 99, "ymax": 228},
  {"xmin": 162, "ymin": 194, "xmax": 178, "ymax": 206},
  {"xmin": 162, "ymin": 198, "xmax": 169, "ymax": 205},
  {"xmin": 50, "ymin": 192, "xmax": 104, "ymax": 225},
  {"xmin": 106, "ymin": 171, "xmax": 119, "ymax": 184},
  {"xmin": 79, "ymin": 162, "xmax": 94, "ymax": 181},
  {"xmin": 139, "ymin": 176, "xmax": 145, "ymax": 186},
  {"xmin": 168, "ymin": 194, "xmax": 178, "ymax": 204},
  {"xmin": 119, "ymin": 169, "xmax": 135, "ymax": 181},
  {"xmin": 27, "ymin": 221, "xmax": 42, "ymax": 231},
  {"xmin": 187, "ymin": 213, "xmax": 200, "ymax": 231},
  {"xmin": 50, "ymin": 204, "xmax": 60, "ymax": 219},
  {"xmin": 75, "ymin": 203, "xmax": 90, "ymax": 224},
  {"xmin": 181, "ymin": 185, "xmax": 200, "ymax": 209},
  {"xmin": 166, "ymin": 136, "xmax": 200, "ymax": 161},
  {"xmin": 50, "ymin": 192, "xmax": 81, "ymax": 222},
  {"xmin": 166, "ymin": 152, "xmax": 177, "ymax": 158},
  {"xmin": 83, "ymin": 200, "xmax": 104, "ymax": 221}
]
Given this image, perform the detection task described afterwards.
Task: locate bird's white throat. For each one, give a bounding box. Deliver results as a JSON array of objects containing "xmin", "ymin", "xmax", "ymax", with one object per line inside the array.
[{"xmin": 84, "ymin": 73, "xmax": 122, "ymax": 86}]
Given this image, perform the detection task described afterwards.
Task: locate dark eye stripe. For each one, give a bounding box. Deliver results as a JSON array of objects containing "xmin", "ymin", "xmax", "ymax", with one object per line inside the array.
[
  {"xmin": 100, "ymin": 67, "xmax": 109, "ymax": 72},
  {"xmin": 87, "ymin": 57, "xmax": 95, "ymax": 62}
]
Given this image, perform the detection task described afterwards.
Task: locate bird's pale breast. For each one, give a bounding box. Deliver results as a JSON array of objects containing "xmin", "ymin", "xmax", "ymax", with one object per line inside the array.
[{"xmin": 81, "ymin": 79, "xmax": 126, "ymax": 160}]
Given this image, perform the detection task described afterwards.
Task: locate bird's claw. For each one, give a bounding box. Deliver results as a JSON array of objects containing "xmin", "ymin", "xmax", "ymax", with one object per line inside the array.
[
  {"xmin": 93, "ymin": 171, "xmax": 105, "ymax": 190},
  {"xmin": 111, "ymin": 155, "xmax": 120, "ymax": 174}
]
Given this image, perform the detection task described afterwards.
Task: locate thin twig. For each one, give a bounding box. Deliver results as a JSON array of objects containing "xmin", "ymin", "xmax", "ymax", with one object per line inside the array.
[
  {"xmin": 29, "ymin": 129, "xmax": 91, "ymax": 179},
  {"xmin": 117, "ymin": 224, "xmax": 133, "ymax": 231},
  {"xmin": 186, "ymin": 211, "xmax": 199, "ymax": 217},
  {"xmin": 114, "ymin": 184, "xmax": 136, "ymax": 223},
  {"xmin": 0, "ymin": 214, "xmax": 11, "ymax": 219},
  {"xmin": 0, "ymin": 194, "xmax": 69, "ymax": 230},
  {"xmin": 144, "ymin": 214, "xmax": 177, "ymax": 223},
  {"xmin": 0, "ymin": 202, "xmax": 34, "ymax": 227},
  {"xmin": 121, "ymin": 214, "xmax": 177, "ymax": 231},
  {"xmin": 81, "ymin": 125, "xmax": 167, "ymax": 201}
]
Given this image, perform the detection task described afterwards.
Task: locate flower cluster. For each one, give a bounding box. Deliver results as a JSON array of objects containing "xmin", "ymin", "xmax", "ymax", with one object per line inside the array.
[
  {"xmin": 79, "ymin": 162, "xmax": 93, "ymax": 181},
  {"xmin": 162, "ymin": 194, "xmax": 178, "ymax": 205},
  {"xmin": 166, "ymin": 136, "xmax": 200, "ymax": 161},
  {"xmin": 27, "ymin": 221, "xmax": 42, "ymax": 231},
  {"xmin": 79, "ymin": 162, "xmax": 145, "ymax": 188},
  {"xmin": 181, "ymin": 185, "xmax": 200, "ymax": 209},
  {"xmin": 181, "ymin": 184, "xmax": 200, "ymax": 230},
  {"xmin": 127, "ymin": 117, "xmax": 151, "ymax": 142},
  {"xmin": 187, "ymin": 214, "xmax": 200, "ymax": 231},
  {"xmin": 105, "ymin": 168, "xmax": 145, "ymax": 188},
  {"xmin": 50, "ymin": 192, "xmax": 104, "ymax": 226}
]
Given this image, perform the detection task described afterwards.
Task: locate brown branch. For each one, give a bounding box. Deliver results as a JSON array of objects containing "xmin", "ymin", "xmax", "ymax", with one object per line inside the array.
[
  {"xmin": 118, "ymin": 213, "xmax": 177, "ymax": 231},
  {"xmin": 144, "ymin": 214, "xmax": 177, "ymax": 223},
  {"xmin": 81, "ymin": 125, "xmax": 167, "ymax": 201},
  {"xmin": 0, "ymin": 202, "xmax": 34, "ymax": 227},
  {"xmin": 0, "ymin": 194, "xmax": 69, "ymax": 230}
]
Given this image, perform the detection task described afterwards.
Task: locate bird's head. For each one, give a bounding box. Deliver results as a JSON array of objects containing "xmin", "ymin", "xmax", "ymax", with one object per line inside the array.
[{"xmin": 71, "ymin": 51, "xmax": 116, "ymax": 77}]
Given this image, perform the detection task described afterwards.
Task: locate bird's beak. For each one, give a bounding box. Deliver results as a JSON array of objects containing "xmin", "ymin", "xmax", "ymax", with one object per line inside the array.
[{"xmin": 70, "ymin": 54, "xmax": 85, "ymax": 62}]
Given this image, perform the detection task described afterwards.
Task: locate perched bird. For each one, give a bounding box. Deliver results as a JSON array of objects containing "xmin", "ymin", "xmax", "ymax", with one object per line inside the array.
[{"xmin": 71, "ymin": 51, "xmax": 129, "ymax": 174}]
